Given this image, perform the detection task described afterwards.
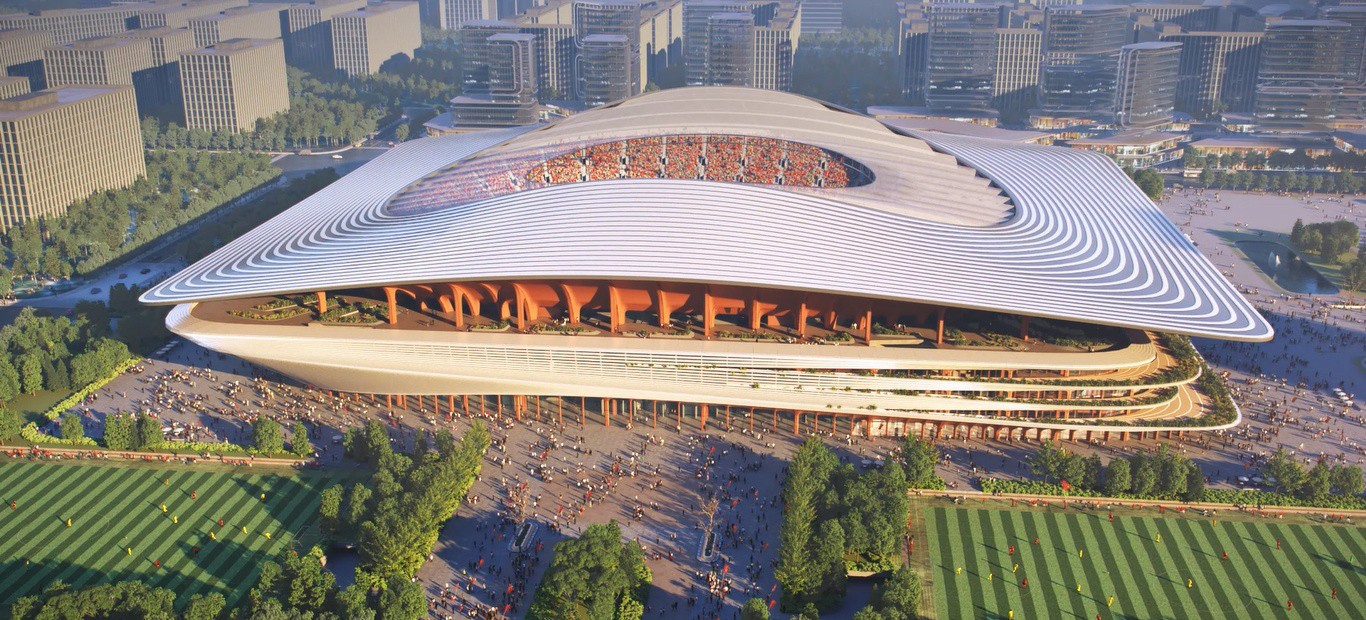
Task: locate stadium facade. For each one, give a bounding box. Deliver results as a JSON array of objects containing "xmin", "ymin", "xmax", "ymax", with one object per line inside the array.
[{"xmin": 142, "ymin": 88, "xmax": 1272, "ymax": 441}]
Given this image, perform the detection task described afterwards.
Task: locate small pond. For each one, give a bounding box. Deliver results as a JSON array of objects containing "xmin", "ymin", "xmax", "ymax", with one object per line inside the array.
[{"xmin": 1235, "ymin": 240, "xmax": 1339, "ymax": 295}]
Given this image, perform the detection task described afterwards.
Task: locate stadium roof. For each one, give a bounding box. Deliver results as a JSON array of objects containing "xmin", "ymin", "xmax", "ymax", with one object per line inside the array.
[{"xmin": 141, "ymin": 87, "xmax": 1274, "ymax": 342}]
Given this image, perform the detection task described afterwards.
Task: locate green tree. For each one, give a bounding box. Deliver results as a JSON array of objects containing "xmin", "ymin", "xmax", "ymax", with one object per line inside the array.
[
  {"xmin": 337, "ymin": 584, "xmax": 377, "ymax": 620},
  {"xmin": 59, "ymin": 412, "xmax": 84, "ymax": 441},
  {"xmin": 103, "ymin": 413, "xmax": 138, "ymax": 450},
  {"xmin": 182, "ymin": 592, "xmax": 226, "ymax": 620},
  {"xmin": 1331, "ymin": 464, "xmax": 1364, "ymax": 496},
  {"xmin": 1262, "ymin": 447, "xmax": 1304, "ymax": 495},
  {"xmin": 378, "ymin": 576, "xmax": 427, "ymax": 620},
  {"xmin": 1131, "ymin": 456, "xmax": 1158, "ymax": 496},
  {"xmin": 777, "ymin": 440, "xmax": 824, "ymax": 605},
  {"xmin": 17, "ymin": 354, "xmax": 41, "ymax": 394},
  {"xmin": 526, "ymin": 521, "xmax": 651, "ymax": 620},
  {"xmin": 137, "ymin": 412, "xmax": 163, "ymax": 448},
  {"xmin": 1183, "ymin": 462, "xmax": 1205, "ymax": 502},
  {"xmin": 1029, "ymin": 442, "xmax": 1065, "ymax": 483},
  {"xmin": 869, "ymin": 565, "xmax": 920, "ymax": 620},
  {"xmin": 0, "ymin": 407, "xmax": 21, "ymax": 440},
  {"xmin": 320, "ymin": 484, "xmax": 344, "ymax": 532},
  {"xmin": 742, "ymin": 597, "xmax": 771, "ymax": 620},
  {"xmin": 292, "ymin": 420, "xmax": 312, "ymax": 457},
  {"xmin": 42, "ymin": 359, "xmax": 69, "ymax": 392},
  {"xmin": 347, "ymin": 482, "xmax": 373, "ymax": 529},
  {"xmin": 394, "ymin": 124, "xmax": 410, "ymax": 142},
  {"xmin": 814, "ymin": 520, "xmax": 847, "ymax": 600},
  {"xmin": 1300, "ymin": 460, "xmax": 1332, "ymax": 501},
  {"xmin": 253, "ymin": 417, "xmax": 285, "ymax": 454},
  {"xmin": 0, "ymin": 359, "xmax": 22, "ymax": 402},
  {"xmin": 901, "ymin": 437, "xmax": 939, "ymax": 487}
]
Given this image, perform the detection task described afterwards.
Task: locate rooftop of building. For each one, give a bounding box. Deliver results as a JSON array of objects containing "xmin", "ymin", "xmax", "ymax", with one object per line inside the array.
[
  {"xmin": 0, "ymin": 84, "xmax": 128, "ymax": 120},
  {"xmin": 1122, "ymin": 40, "xmax": 1183, "ymax": 49},
  {"xmin": 876, "ymin": 117, "xmax": 1052, "ymax": 143},
  {"xmin": 193, "ymin": 4, "xmax": 285, "ymax": 21},
  {"xmin": 336, "ymin": 1, "xmax": 417, "ymax": 18},
  {"xmin": 1188, "ymin": 134, "xmax": 1334, "ymax": 149},
  {"xmin": 1069, "ymin": 131, "xmax": 1183, "ymax": 146},
  {"xmin": 53, "ymin": 35, "xmax": 148, "ymax": 51},
  {"xmin": 186, "ymin": 37, "xmax": 280, "ymax": 55},
  {"xmin": 120, "ymin": 26, "xmax": 194, "ymax": 38}
]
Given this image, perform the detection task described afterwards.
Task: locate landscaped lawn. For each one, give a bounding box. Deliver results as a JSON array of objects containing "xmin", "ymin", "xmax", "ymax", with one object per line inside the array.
[
  {"xmin": 927, "ymin": 505, "xmax": 1366, "ymax": 619},
  {"xmin": 0, "ymin": 459, "xmax": 334, "ymax": 608}
]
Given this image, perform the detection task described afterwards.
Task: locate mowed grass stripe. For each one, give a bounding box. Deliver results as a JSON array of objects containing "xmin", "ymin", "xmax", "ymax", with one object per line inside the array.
[
  {"xmin": 0, "ymin": 462, "xmax": 119, "ymax": 559},
  {"xmin": 1071, "ymin": 513, "xmax": 1123, "ymax": 619},
  {"xmin": 931, "ymin": 508, "xmax": 956, "ymax": 620},
  {"xmin": 1223, "ymin": 519, "xmax": 1289, "ymax": 614},
  {"xmin": 1130, "ymin": 516, "xmax": 1181, "ymax": 619},
  {"xmin": 1027, "ymin": 510, "xmax": 1070, "ymax": 618},
  {"xmin": 957, "ymin": 507, "xmax": 990, "ymax": 619},
  {"xmin": 201, "ymin": 474, "xmax": 323, "ymax": 605},
  {"xmin": 1087, "ymin": 515, "xmax": 1151, "ymax": 619},
  {"xmin": 1043, "ymin": 509, "xmax": 1087, "ymax": 617},
  {"xmin": 1303, "ymin": 525, "xmax": 1365, "ymax": 614},
  {"xmin": 155, "ymin": 476, "xmax": 265, "ymax": 596},
  {"xmin": 4, "ymin": 465, "xmax": 129, "ymax": 561},
  {"xmin": 1064, "ymin": 512, "xmax": 1115, "ymax": 618},
  {"xmin": 1208, "ymin": 520, "xmax": 1279, "ymax": 617},
  {"xmin": 1001, "ymin": 510, "xmax": 1042, "ymax": 620},
  {"xmin": 976, "ymin": 509, "xmax": 1013, "ymax": 618},
  {"xmin": 1317, "ymin": 525, "xmax": 1366, "ymax": 597},
  {"xmin": 161, "ymin": 474, "xmax": 278, "ymax": 597},
  {"xmin": 1171, "ymin": 517, "xmax": 1235, "ymax": 614},
  {"xmin": 1276, "ymin": 522, "xmax": 1336, "ymax": 616}
]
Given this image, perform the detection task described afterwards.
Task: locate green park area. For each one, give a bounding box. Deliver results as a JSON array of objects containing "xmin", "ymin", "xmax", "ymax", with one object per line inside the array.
[
  {"xmin": 925, "ymin": 503, "xmax": 1366, "ymax": 620},
  {"xmin": 0, "ymin": 459, "xmax": 334, "ymax": 609}
]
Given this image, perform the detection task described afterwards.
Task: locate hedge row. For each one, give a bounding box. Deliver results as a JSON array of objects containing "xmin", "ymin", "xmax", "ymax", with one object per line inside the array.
[
  {"xmin": 41, "ymin": 357, "xmax": 141, "ymax": 421},
  {"xmin": 978, "ymin": 477, "xmax": 1366, "ymax": 510}
]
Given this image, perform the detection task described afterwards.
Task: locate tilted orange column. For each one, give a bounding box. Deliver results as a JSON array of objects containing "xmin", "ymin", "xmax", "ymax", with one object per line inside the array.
[
  {"xmin": 749, "ymin": 407, "xmax": 755, "ymax": 432},
  {"xmin": 792, "ymin": 411, "xmax": 800, "ymax": 434},
  {"xmin": 795, "ymin": 301, "xmax": 808, "ymax": 338},
  {"xmin": 384, "ymin": 287, "xmax": 399, "ymax": 325},
  {"xmin": 604, "ymin": 399, "xmax": 612, "ymax": 427},
  {"xmin": 655, "ymin": 286, "xmax": 671, "ymax": 327},
  {"xmin": 316, "ymin": 291, "xmax": 328, "ymax": 314},
  {"xmin": 936, "ymin": 307, "xmax": 945, "ymax": 345},
  {"xmin": 652, "ymin": 401, "xmax": 658, "ymax": 428},
  {"xmin": 609, "ymin": 285, "xmax": 623, "ymax": 333},
  {"xmin": 560, "ymin": 284, "xmax": 582, "ymax": 324},
  {"xmin": 677, "ymin": 403, "xmax": 683, "ymax": 429},
  {"xmin": 703, "ymin": 290, "xmax": 715, "ymax": 338},
  {"xmin": 514, "ymin": 285, "xmax": 528, "ymax": 331},
  {"xmin": 580, "ymin": 397, "xmax": 586, "ymax": 425},
  {"xmin": 558, "ymin": 398, "xmax": 564, "ymax": 425},
  {"xmin": 748, "ymin": 292, "xmax": 761, "ymax": 331},
  {"xmin": 863, "ymin": 309, "xmax": 873, "ymax": 345},
  {"xmin": 699, "ymin": 404, "xmax": 708, "ymax": 430},
  {"xmin": 1020, "ymin": 315, "xmax": 1031, "ymax": 342}
]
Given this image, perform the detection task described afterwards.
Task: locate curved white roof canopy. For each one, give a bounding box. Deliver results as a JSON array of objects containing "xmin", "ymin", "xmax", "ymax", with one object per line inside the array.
[{"xmin": 141, "ymin": 88, "xmax": 1274, "ymax": 342}]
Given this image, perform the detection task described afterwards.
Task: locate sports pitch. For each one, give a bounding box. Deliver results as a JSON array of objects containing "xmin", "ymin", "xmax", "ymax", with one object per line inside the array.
[
  {"xmin": 927, "ymin": 505, "xmax": 1366, "ymax": 619},
  {"xmin": 0, "ymin": 459, "xmax": 333, "ymax": 607}
]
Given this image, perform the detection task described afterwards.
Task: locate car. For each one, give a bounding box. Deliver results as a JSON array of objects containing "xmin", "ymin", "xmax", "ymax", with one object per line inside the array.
[
  {"xmin": 331, "ymin": 154, "xmax": 343, "ymax": 160},
  {"xmin": 90, "ymin": 288, "xmax": 100, "ymax": 295},
  {"xmin": 140, "ymin": 268, "xmax": 150, "ymax": 274},
  {"xmin": 118, "ymin": 273, "xmax": 127, "ymax": 279}
]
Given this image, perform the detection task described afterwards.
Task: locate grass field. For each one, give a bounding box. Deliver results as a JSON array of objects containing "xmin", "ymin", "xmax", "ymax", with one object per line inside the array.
[
  {"xmin": 927, "ymin": 505, "xmax": 1366, "ymax": 619},
  {"xmin": 0, "ymin": 459, "xmax": 334, "ymax": 608}
]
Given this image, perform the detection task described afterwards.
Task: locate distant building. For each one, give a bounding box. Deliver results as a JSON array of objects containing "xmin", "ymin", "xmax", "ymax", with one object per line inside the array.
[
  {"xmin": 1162, "ymin": 30, "xmax": 1261, "ymax": 118},
  {"xmin": 0, "ymin": 5, "xmax": 144, "ymax": 45},
  {"xmin": 683, "ymin": 0, "xmax": 751, "ymax": 86},
  {"xmin": 119, "ymin": 27, "xmax": 197, "ymax": 115},
  {"xmin": 1254, "ymin": 19, "xmax": 1352, "ymax": 132},
  {"xmin": 896, "ymin": 13, "xmax": 927, "ymax": 105},
  {"xmin": 992, "ymin": 27, "xmax": 1041, "ymax": 124},
  {"xmin": 1115, "ymin": 41, "xmax": 1181, "ymax": 130},
  {"xmin": 0, "ymin": 85, "xmax": 145, "ymax": 229},
  {"xmin": 331, "ymin": 2, "xmax": 421, "ymax": 77},
  {"xmin": 285, "ymin": 0, "xmax": 368, "ymax": 69},
  {"xmin": 518, "ymin": 22, "xmax": 573, "ymax": 99},
  {"xmin": 179, "ymin": 38, "xmax": 289, "ymax": 132},
  {"xmin": 188, "ymin": 5, "xmax": 286, "ymax": 48},
  {"xmin": 704, "ymin": 12, "xmax": 755, "ymax": 87},
  {"xmin": 1039, "ymin": 6, "xmax": 1130, "ymax": 119},
  {"xmin": 41, "ymin": 35, "xmax": 169, "ymax": 115},
  {"xmin": 450, "ymin": 32, "xmax": 538, "ymax": 127},
  {"xmin": 800, "ymin": 0, "xmax": 841, "ymax": 34},
  {"xmin": 1065, "ymin": 130, "xmax": 1182, "ymax": 168},
  {"xmin": 421, "ymin": 0, "xmax": 498, "ymax": 30},
  {"xmin": 751, "ymin": 2, "xmax": 797, "ymax": 91},
  {"xmin": 136, "ymin": 0, "xmax": 248, "ymax": 29},
  {"xmin": 925, "ymin": 3, "xmax": 999, "ymax": 113},
  {"xmin": 0, "ymin": 28, "xmax": 54, "ymax": 91},
  {"xmin": 1320, "ymin": 6, "xmax": 1366, "ymax": 85},
  {"xmin": 574, "ymin": 1, "xmax": 641, "ymax": 102},
  {"xmin": 0, "ymin": 75, "xmax": 30, "ymax": 99}
]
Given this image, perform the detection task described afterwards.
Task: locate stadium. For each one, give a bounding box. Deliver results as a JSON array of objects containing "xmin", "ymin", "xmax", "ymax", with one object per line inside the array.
[{"xmin": 141, "ymin": 87, "xmax": 1273, "ymax": 440}]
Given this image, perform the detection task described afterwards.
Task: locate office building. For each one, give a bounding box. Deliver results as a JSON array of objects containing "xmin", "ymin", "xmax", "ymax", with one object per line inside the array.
[
  {"xmin": 142, "ymin": 87, "xmax": 1271, "ymax": 442},
  {"xmin": 450, "ymin": 31, "xmax": 538, "ymax": 126},
  {"xmin": 518, "ymin": 22, "xmax": 573, "ymax": 98},
  {"xmin": 1039, "ymin": 6, "xmax": 1130, "ymax": 118},
  {"xmin": 461, "ymin": 20, "xmax": 519, "ymax": 90},
  {"xmin": 896, "ymin": 13, "xmax": 927, "ymax": 105},
  {"xmin": 925, "ymin": 3, "xmax": 999, "ymax": 113},
  {"xmin": 0, "ymin": 85, "xmax": 144, "ymax": 229},
  {"xmin": 1163, "ymin": 30, "xmax": 1260, "ymax": 118},
  {"xmin": 703, "ymin": 12, "xmax": 755, "ymax": 87},
  {"xmin": 1114, "ymin": 41, "xmax": 1181, "ymax": 129},
  {"xmin": 638, "ymin": 0, "xmax": 683, "ymax": 88},
  {"xmin": 42, "ymin": 35, "xmax": 165, "ymax": 114},
  {"xmin": 0, "ymin": 28, "xmax": 54, "ymax": 90},
  {"xmin": 119, "ymin": 26, "xmax": 197, "ymax": 115},
  {"xmin": 284, "ymin": 0, "xmax": 368, "ymax": 69},
  {"xmin": 574, "ymin": 1, "xmax": 641, "ymax": 102},
  {"xmin": 421, "ymin": 0, "xmax": 497, "ymax": 30},
  {"xmin": 136, "ymin": 0, "xmax": 248, "ymax": 29},
  {"xmin": 1254, "ymin": 19, "xmax": 1352, "ymax": 131},
  {"xmin": 331, "ymin": 2, "xmax": 421, "ymax": 76},
  {"xmin": 751, "ymin": 2, "xmax": 797, "ymax": 91},
  {"xmin": 1320, "ymin": 6, "xmax": 1366, "ymax": 84},
  {"xmin": 992, "ymin": 27, "xmax": 1041, "ymax": 123},
  {"xmin": 0, "ymin": 5, "xmax": 145, "ymax": 45},
  {"xmin": 179, "ymin": 38, "xmax": 288, "ymax": 132},
  {"xmin": 188, "ymin": 4, "xmax": 285, "ymax": 48},
  {"xmin": 800, "ymin": 0, "xmax": 841, "ymax": 34},
  {"xmin": 0, "ymin": 75, "xmax": 30, "ymax": 99},
  {"xmin": 683, "ymin": 0, "xmax": 751, "ymax": 86}
]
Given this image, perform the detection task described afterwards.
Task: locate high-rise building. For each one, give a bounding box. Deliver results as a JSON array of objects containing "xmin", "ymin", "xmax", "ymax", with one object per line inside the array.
[
  {"xmin": 518, "ymin": 22, "xmax": 573, "ymax": 98},
  {"xmin": 1254, "ymin": 19, "xmax": 1352, "ymax": 131},
  {"xmin": 331, "ymin": 2, "xmax": 421, "ymax": 76},
  {"xmin": 284, "ymin": 0, "xmax": 368, "ymax": 69},
  {"xmin": 421, "ymin": 0, "xmax": 498, "ymax": 30},
  {"xmin": 179, "ymin": 38, "xmax": 289, "ymax": 132},
  {"xmin": 1131, "ymin": 3, "xmax": 1219, "ymax": 31},
  {"xmin": 188, "ymin": 4, "xmax": 286, "ymax": 48},
  {"xmin": 800, "ymin": 0, "xmax": 842, "ymax": 34},
  {"xmin": 0, "ymin": 28, "xmax": 54, "ymax": 91},
  {"xmin": 577, "ymin": 32, "xmax": 633, "ymax": 104},
  {"xmin": 638, "ymin": 0, "xmax": 684, "ymax": 89},
  {"xmin": 450, "ymin": 31, "xmax": 538, "ymax": 126},
  {"xmin": 461, "ymin": 20, "xmax": 519, "ymax": 91},
  {"xmin": 925, "ymin": 3, "xmax": 999, "ymax": 113},
  {"xmin": 704, "ymin": 12, "xmax": 755, "ymax": 86},
  {"xmin": 896, "ymin": 12, "xmax": 928, "ymax": 105},
  {"xmin": 0, "ymin": 5, "xmax": 147, "ymax": 45},
  {"xmin": 1321, "ymin": 6, "xmax": 1366, "ymax": 85},
  {"xmin": 992, "ymin": 26, "xmax": 1041, "ymax": 123},
  {"xmin": 0, "ymin": 75, "xmax": 30, "ymax": 99},
  {"xmin": 1114, "ymin": 40, "xmax": 1181, "ymax": 129},
  {"xmin": 1162, "ymin": 30, "xmax": 1261, "ymax": 118},
  {"xmin": 42, "ymin": 35, "xmax": 164, "ymax": 114},
  {"xmin": 683, "ymin": 0, "xmax": 751, "ymax": 86},
  {"xmin": 0, "ymin": 85, "xmax": 144, "ymax": 229},
  {"xmin": 1039, "ymin": 5, "xmax": 1130, "ymax": 118},
  {"xmin": 574, "ymin": 1, "xmax": 641, "ymax": 101},
  {"xmin": 136, "ymin": 0, "xmax": 248, "ymax": 29},
  {"xmin": 119, "ymin": 26, "xmax": 197, "ymax": 115}
]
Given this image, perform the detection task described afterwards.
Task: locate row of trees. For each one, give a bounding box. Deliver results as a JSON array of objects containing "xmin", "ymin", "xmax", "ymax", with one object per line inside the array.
[
  {"xmin": 1125, "ymin": 167, "xmax": 1165, "ymax": 200},
  {"xmin": 1031, "ymin": 443, "xmax": 1206, "ymax": 501},
  {"xmin": 776, "ymin": 439, "xmax": 911, "ymax": 611},
  {"xmin": 526, "ymin": 521, "xmax": 652, "ymax": 620},
  {"xmin": 1260, "ymin": 447, "xmax": 1364, "ymax": 501},
  {"xmin": 3, "ymin": 150, "xmax": 279, "ymax": 279},
  {"xmin": 1195, "ymin": 168, "xmax": 1363, "ymax": 195},
  {"xmin": 792, "ymin": 30, "xmax": 902, "ymax": 110},
  {"xmin": 0, "ymin": 307, "xmax": 131, "ymax": 407},
  {"xmin": 1182, "ymin": 149, "xmax": 1366, "ymax": 174},
  {"xmin": 1290, "ymin": 219, "xmax": 1360, "ymax": 261}
]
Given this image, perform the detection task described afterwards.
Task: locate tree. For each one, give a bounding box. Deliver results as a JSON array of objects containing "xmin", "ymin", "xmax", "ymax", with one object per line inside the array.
[
  {"xmin": 42, "ymin": 359, "xmax": 69, "ymax": 392},
  {"xmin": 292, "ymin": 420, "xmax": 312, "ymax": 457},
  {"xmin": 347, "ymin": 482, "xmax": 373, "ymax": 530},
  {"xmin": 1300, "ymin": 460, "xmax": 1332, "ymax": 501},
  {"xmin": 1183, "ymin": 462, "xmax": 1205, "ymax": 502},
  {"xmin": 103, "ymin": 413, "xmax": 138, "ymax": 450},
  {"xmin": 1060, "ymin": 453, "xmax": 1087, "ymax": 489},
  {"xmin": 0, "ymin": 406, "xmax": 21, "ymax": 440},
  {"xmin": 320, "ymin": 484, "xmax": 344, "ymax": 532},
  {"xmin": 777, "ymin": 439, "xmax": 825, "ymax": 606},
  {"xmin": 378, "ymin": 576, "xmax": 427, "ymax": 620},
  {"xmin": 0, "ymin": 359, "xmax": 22, "ymax": 402},
  {"xmin": 1331, "ymin": 464, "xmax": 1364, "ymax": 496},
  {"xmin": 1131, "ymin": 456, "xmax": 1158, "ymax": 497},
  {"xmin": 1262, "ymin": 447, "xmax": 1304, "ymax": 495},
  {"xmin": 394, "ymin": 124, "xmax": 410, "ymax": 142},
  {"xmin": 137, "ymin": 412, "xmax": 163, "ymax": 448},
  {"xmin": 901, "ymin": 437, "xmax": 939, "ymax": 487},
  {"xmin": 814, "ymin": 520, "xmax": 847, "ymax": 599},
  {"xmin": 527, "ymin": 521, "xmax": 651, "ymax": 620},
  {"xmin": 59, "ymin": 412, "xmax": 84, "ymax": 441},
  {"xmin": 1104, "ymin": 457, "xmax": 1131, "ymax": 496},
  {"xmin": 1029, "ymin": 442, "xmax": 1065, "ymax": 483},
  {"xmin": 182, "ymin": 592, "xmax": 226, "ymax": 620},
  {"xmin": 337, "ymin": 584, "xmax": 377, "ymax": 620},
  {"xmin": 17, "ymin": 354, "xmax": 41, "ymax": 394},
  {"xmin": 254, "ymin": 417, "xmax": 285, "ymax": 454},
  {"xmin": 869, "ymin": 565, "xmax": 921, "ymax": 620},
  {"xmin": 742, "ymin": 598, "xmax": 771, "ymax": 620}
]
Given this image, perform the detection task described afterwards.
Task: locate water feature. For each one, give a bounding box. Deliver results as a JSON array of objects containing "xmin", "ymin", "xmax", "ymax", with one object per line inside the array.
[{"xmin": 1235, "ymin": 240, "xmax": 1339, "ymax": 295}]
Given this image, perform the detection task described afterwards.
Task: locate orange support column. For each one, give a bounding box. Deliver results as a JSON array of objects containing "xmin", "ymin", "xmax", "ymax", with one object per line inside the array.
[
  {"xmin": 608, "ymin": 285, "xmax": 624, "ymax": 333},
  {"xmin": 604, "ymin": 399, "xmax": 612, "ymax": 427},
  {"xmin": 1020, "ymin": 316, "xmax": 1031, "ymax": 342},
  {"xmin": 655, "ymin": 287, "xmax": 672, "ymax": 327},
  {"xmin": 652, "ymin": 401, "xmax": 658, "ymax": 428},
  {"xmin": 772, "ymin": 408, "xmax": 778, "ymax": 429},
  {"xmin": 936, "ymin": 307, "xmax": 945, "ymax": 345},
  {"xmin": 580, "ymin": 397, "xmax": 587, "ymax": 425},
  {"xmin": 795, "ymin": 301, "xmax": 808, "ymax": 338},
  {"xmin": 316, "ymin": 291, "xmax": 328, "ymax": 314},
  {"xmin": 558, "ymin": 397, "xmax": 564, "ymax": 425},
  {"xmin": 749, "ymin": 407, "xmax": 755, "ymax": 432},
  {"xmin": 699, "ymin": 404, "xmax": 708, "ymax": 430},
  {"xmin": 677, "ymin": 403, "xmax": 683, "ymax": 429},
  {"xmin": 703, "ymin": 290, "xmax": 715, "ymax": 338},
  {"xmin": 863, "ymin": 309, "xmax": 873, "ymax": 345},
  {"xmin": 383, "ymin": 287, "xmax": 399, "ymax": 325},
  {"xmin": 748, "ymin": 293, "xmax": 762, "ymax": 331},
  {"xmin": 792, "ymin": 411, "xmax": 800, "ymax": 434},
  {"xmin": 725, "ymin": 406, "xmax": 731, "ymax": 429}
]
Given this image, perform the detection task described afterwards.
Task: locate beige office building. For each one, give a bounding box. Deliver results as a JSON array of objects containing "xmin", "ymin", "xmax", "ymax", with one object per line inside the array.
[
  {"xmin": 121, "ymin": 26, "xmax": 197, "ymax": 68},
  {"xmin": 331, "ymin": 2, "xmax": 421, "ymax": 76},
  {"xmin": 137, "ymin": 0, "xmax": 248, "ymax": 29},
  {"xmin": 0, "ymin": 28, "xmax": 53, "ymax": 88},
  {"xmin": 0, "ymin": 5, "xmax": 149, "ymax": 45},
  {"xmin": 992, "ymin": 27, "xmax": 1042, "ymax": 122},
  {"xmin": 753, "ymin": 4, "xmax": 799, "ymax": 91},
  {"xmin": 0, "ymin": 85, "xmax": 144, "ymax": 229},
  {"xmin": 43, "ymin": 36, "xmax": 155, "ymax": 89},
  {"xmin": 0, "ymin": 75, "xmax": 30, "ymax": 99},
  {"xmin": 189, "ymin": 4, "xmax": 286, "ymax": 48},
  {"xmin": 285, "ymin": 0, "xmax": 367, "ymax": 69},
  {"xmin": 119, "ymin": 27, "xmax": 197, "ymax": 113},
  {"xmin": 179, "ymin": 38, "xmax": 288, "ymax": 132}
]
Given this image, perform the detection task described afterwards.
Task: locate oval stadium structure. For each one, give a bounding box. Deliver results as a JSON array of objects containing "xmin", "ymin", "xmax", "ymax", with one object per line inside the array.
[{"xmin": 142, "ymin": 87, "xmax": 1273, "ymax": 441}]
